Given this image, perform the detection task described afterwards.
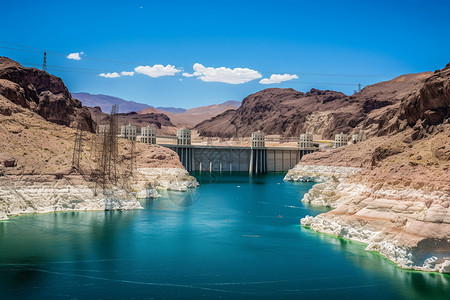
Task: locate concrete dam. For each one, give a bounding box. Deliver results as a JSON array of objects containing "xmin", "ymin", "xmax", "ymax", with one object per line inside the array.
[
  {"xmin": 116, "ymin": 125, "xmax": 324, "ymax": 174},
  {"xmin": 163, "ymin": 144, "xmax": 314, "ymax": 173},
  {"xmin": 161, "ymin": 130, "xmax": 315, "ymax": 173}
]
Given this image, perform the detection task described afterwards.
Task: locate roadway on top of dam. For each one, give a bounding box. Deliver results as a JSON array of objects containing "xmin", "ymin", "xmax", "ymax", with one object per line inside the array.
[{"xmin": 159, "ymin": 143, "xmax": 316, "ymax": 151}]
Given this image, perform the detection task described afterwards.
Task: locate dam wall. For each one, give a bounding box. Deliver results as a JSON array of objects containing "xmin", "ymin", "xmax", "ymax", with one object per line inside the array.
[{"xmin": 163, "ymin": 145, "xmax": 314, "ymax": 173}]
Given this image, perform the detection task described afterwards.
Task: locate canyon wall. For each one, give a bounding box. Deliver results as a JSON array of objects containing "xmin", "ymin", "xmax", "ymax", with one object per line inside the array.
[{"xmin": 284, "ymin": 123, "xmax": 450, "ymax": 274}]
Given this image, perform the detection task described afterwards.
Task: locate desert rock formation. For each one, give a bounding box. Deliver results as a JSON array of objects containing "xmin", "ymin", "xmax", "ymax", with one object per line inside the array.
[
  {"xmin": 284, "ymin": 63, "xmax": 450, "ymax": 274},
  {"xmin": 0, "ymin": 57, "xmax": 95, "ymax": 132}
]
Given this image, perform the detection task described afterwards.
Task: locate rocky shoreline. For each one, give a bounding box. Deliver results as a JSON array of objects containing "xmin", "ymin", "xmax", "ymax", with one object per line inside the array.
[
  {"xmin": 284, "ymin": 164, "xmax": 450, "ymax": 274},
  {"xmin": 0, "ymin": 168, "xmax": 198, "ymax": 221}
]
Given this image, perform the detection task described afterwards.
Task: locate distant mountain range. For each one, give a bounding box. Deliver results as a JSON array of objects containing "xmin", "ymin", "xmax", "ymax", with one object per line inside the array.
[
  {"xmin": 139, "ymin": 102, "xmax": 240, "ymax": 127},
  {"xmin": 73, "ymin": 92, "xmax": 240, "ymax": 116},
  {"xmin": 156, "ymin": 107, "xmax": 187, "ymax": 114},
  {"xmin": 220, "ymin": 100, "xmax": 241, "ymax": 107},
  {"xmin": 76, "ymin": 92, "xmax": 241, "ymax": 128},
  {"xmin": 72, "ymin": 93, "xmax": 151, "ymax": 114}
]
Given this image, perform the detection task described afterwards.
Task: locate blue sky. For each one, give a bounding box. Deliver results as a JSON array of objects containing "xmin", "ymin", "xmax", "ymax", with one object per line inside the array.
[{"xmin": 1, "ymin": 0, "xmax": 449, "ymax": 108}]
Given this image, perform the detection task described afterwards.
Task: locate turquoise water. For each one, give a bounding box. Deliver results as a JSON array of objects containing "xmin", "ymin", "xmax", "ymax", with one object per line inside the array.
[{"xmin": 0, "ymin": 172, "xmax": 449, "ymax": 299}]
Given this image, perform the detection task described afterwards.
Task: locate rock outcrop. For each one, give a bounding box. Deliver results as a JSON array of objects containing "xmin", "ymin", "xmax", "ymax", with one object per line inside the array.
[
  {"xmin": 380, "ymin": 63, "xmax": 450, "ymax": 135},
  {"xmin": 0, "ymin": 57, "xmax": 95, "ymax": 132}
]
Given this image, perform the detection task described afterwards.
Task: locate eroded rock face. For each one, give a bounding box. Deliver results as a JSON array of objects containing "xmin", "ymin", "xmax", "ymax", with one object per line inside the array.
[
  {"xmin": 381, "ymin": 63, "xmax": 450, "ymax": 135},
  {"xmin": 0, "ymin": 168, "xmax": 199, "ymax": 219},
  {"xmin": 0, "ymin": 175, "xmax": 142, "ymax": 220},
  {"xmin": 403, "ymin": 63, "xmax": 450, "ymax": 126},
  {"xmin": 0, "ymin": 57, "xmax": 95, "ymax": 132}
]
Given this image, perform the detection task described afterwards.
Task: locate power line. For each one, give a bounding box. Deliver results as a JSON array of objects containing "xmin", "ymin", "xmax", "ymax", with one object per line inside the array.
[
  {"xmin": 22, "ymin": 62, "xmax": 113, "ymax": 72},
  {"xmin": 19, "ymin": 62, "xmax": 363, "ymax": 87},
  {"xmin": 0, "ymin": 41, "xmax": 143, "ymax": 65},
  {"xmin": 297, "ymin": 72, "xmax": 386, "ymax": 78},
  {"xmin": 0, "ymin": 41, "xmax": 383, "ymax": 89},
  {"xmin": 0, "ymin": 41, "xmax": 394, "ymax": 78},
  {"xmin": 0, "ymin": 46, "xmax": 42, "ymax": 54},
  {"xmin": 279, "ymin": 80, "xmax": 357, "ymax": 87},
  {"xmin": 0, "ymin": 41, "xmax": 63, "ymax": 53}
]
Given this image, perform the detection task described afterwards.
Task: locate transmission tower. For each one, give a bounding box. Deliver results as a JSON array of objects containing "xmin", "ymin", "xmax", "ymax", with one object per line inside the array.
[
  {"xmin": 110, "ymin": 104, "xmax": 119, "ymax": 183},
  {"xmin": 72, "ymin": 123, "xmax": 83, "ymax": 171},
  {"xmin": 130, "ymin": 138, "xmax": 136, "ymax": 176},
  {"xmin": 43, "ymin": 52, "xmax": 47, "ymax": 71},
  {"xmin": 97, "ymin": 104, "xmax": 119, "ymax": 187}
]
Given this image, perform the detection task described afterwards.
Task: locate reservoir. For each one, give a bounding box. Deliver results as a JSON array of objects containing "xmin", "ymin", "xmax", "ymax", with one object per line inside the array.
[{"xmin": 0, "ymin": 172, "xmax": 449, "ymax": 299}]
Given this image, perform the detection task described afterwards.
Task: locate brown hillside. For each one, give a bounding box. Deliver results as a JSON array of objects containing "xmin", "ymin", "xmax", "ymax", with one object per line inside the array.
[
  {"xmin": 195, "ymin": 72, "xmax": 432, "ymax": 138},
  {"xmin": 0, "ymin": 95, "xmax": 182, "ymax": 176},
  {"xmin": 0, "ymin": 57, "xmax": 95, "ymax": 132}
]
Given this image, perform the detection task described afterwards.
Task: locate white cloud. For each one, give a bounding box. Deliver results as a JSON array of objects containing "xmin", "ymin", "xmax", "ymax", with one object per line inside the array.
[
  {"xmin": 99, "ymin": 72, "xmax": 120, "ymax": 78},
  {"xmin": 120, "ymin": 71, "xmax": 134, "ymax": 76},
  {"xmin": 182, "ymin": 72, "xmax": 194, "ymax": 77},
  {"xmin": 192, "ymin": 63, "xmax": 262, "ymax": 84},
  {"xmin": 134, "ymin": 64, "xmax": 181, "ymax": 77},
  {"xmin": 259, "ymin": 74, "xmax": 298, "ymax": 84},
  {"xmin": 67, "ymin": 52, "xmax": 83, "ymax": 60}
]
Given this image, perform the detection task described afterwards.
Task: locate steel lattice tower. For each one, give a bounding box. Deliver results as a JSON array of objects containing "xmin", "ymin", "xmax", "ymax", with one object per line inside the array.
[{"xmin": 43, "ymin": 52, "xmax": 47, "ymax": 71}]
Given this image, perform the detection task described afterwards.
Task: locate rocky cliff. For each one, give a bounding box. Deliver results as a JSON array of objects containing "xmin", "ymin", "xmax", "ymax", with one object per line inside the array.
[
  {"xmin": 379, "ymin": 63, "xmax": 450, "ymax": 135},
  {"xmin": 195, "ymin": 72, "xmax": 431, "ymax": 138},
  {"xmin": 0, "ymin": 57, "xmax": 95, "ymax": 132},
  {"xmin": 0, "ymin": 57, "xmax": 198, "ymax": 220},
  {"xmin": 284, "ymin": 63, "xmax": 450, "ymax": 274}
]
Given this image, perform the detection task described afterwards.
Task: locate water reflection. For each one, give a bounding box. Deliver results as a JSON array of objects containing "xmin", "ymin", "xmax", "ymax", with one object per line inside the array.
[
  {"xmin": 0, "ymin": 211, "xmax": 136, "ymax": 266},
  {"xmin": 161, "ymin": 189, "xmax": 200, "ymax": 208},
  {"xmin": 303, "ymin": 229, "xmax": 450, "ymax": 300}
]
